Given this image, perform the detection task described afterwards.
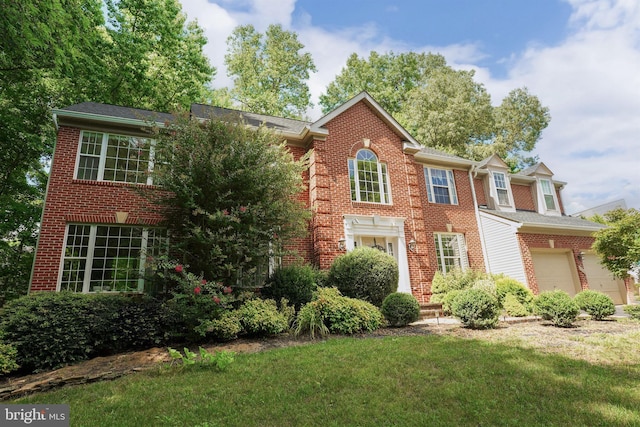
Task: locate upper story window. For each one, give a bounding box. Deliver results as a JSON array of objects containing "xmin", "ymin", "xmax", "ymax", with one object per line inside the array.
[
  {"xmin": 493, "ymin": 172, "xmax": 510, "ymax": 206},
  {"xmin": 424, "ymin": 167, "xmax": 458, "ymax": 205},
  {"xmin": 348, "ymin": 149, "xmax": 391, "ymax": 204},
  {"xmin": 434, "ymin": 233, "xmax": 468, "ymax": 274},
  {"xmin": 540, "ymin": 179, "xmax": 557, "ymax": 211},
  {"xmin": 76, "ymin": 131, "xmax": 154, "ymax": 185}
]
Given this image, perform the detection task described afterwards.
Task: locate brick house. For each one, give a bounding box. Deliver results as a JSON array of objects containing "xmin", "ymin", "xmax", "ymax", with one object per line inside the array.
[{"xmin": 30, "ymin": 92, "xmax": 632, "ymax": 304}]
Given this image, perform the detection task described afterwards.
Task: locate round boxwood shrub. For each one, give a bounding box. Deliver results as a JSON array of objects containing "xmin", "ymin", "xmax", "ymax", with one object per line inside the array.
[
  {"xmin": 430, "ymin": 269, "xmax": 485, "ymax": 301},
  {"xmin": 495, "ymin": 277, "xmax": 534, "ymax": 309},
  {"xmin": 503, "ymin": 293, "xmax": 529, "ymax": 317},
  {"xmin": 534, "ymin": 290, "xmax": 580, "ymax": 327},
  {"xmin": 381, "ymin": 292, "xmax": 420, "ymax": 327},
  {"xmin": 327, "ymin": 247, "xmax": 398, "ymax": 307},
  {"xmin": 237, "ymin": 299, "xmax": 290, "ymax": 336},
  {"xmin": 450, "ymin": 288, "xmax": 500, "ymax": 329},
  {"xmin": 574, "ymin": 290, "xmax": 615, "ymax": 320},
  {"xmin": 262, "ymin": 264, "xmax": 318, "ymax": 310},
  {"xmin": 440, "ymin": 289, "xmax": 463, "ymax": 316}
]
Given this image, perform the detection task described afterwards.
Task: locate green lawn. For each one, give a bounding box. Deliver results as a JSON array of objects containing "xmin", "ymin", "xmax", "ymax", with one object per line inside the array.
[{"xmin": 12, "ymin": 333, "xmax": 640, "ymax": 426}]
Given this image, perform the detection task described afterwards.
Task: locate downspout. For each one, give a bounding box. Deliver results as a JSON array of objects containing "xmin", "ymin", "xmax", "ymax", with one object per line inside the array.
[{"xmin": 469, "ymin": 165, "xmax": 490, "ymax": 272}]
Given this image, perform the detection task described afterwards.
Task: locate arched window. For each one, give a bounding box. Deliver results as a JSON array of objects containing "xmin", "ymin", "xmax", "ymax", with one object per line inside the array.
[{"xmin": 348, "ymin": 149, "xmax": 391, "ymax": 204}]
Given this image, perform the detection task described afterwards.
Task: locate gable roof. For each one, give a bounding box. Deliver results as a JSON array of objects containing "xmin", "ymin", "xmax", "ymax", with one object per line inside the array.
[
  {"xmin": 517, "ymin": 162, "xmax": 554, "ymax": 177},
  {"xmin": 477, "ymin": 153, "xmax": 510, "ymax": 169}
]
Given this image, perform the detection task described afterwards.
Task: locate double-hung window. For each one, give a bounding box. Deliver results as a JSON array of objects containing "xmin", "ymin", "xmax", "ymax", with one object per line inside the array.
[
  {"xmin": 434, "ymin": 233, "xmax": 468, "ymax": 274},
  {"xmin": 493, "ymin": 172, "xmax": 511, "ymax": 206},
  {"xmin": 76, "ymin": 131, "xmax": 154, "ymax": 185},
  {"xmin": 424, "ymin": 167, "xmax": 458, "ymax": 204},
  {"xmin": 540, "ymin": 179, "xmax": 557, "ymax": 211},
  {"xmin": 60, "ymin": 224, "xmax": 167, "ymax": 293},
  {"xmin": 348, "ymin": 149, "xmax": 391, "ymax": 204}
]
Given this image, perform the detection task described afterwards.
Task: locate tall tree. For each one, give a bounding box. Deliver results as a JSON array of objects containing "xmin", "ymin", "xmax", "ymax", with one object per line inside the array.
[
  {"xmin": 225, "ymin": 24, "xmax": 316, "ymax": 118},
  {"xmin": 592, "ymin": 208, "xmax": 640, "ymax": 279},
  {"xmin": 320, "ymin": 51, "xmax": 550, "ymax": 168},
  {"xmin": 320, "ymin": 51, "xmax": 448, "ymax": 115}
]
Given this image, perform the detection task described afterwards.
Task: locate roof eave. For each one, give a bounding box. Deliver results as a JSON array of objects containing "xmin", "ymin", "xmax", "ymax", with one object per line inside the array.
[{"xmin": 53, "ymin": 109, "xmax": 168, "ymax": 128}]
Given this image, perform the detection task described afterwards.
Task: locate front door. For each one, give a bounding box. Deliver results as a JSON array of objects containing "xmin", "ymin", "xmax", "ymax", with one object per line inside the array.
[{"xmin": 355, "ymin": 236, "xmax": 398, "ymax": 263}]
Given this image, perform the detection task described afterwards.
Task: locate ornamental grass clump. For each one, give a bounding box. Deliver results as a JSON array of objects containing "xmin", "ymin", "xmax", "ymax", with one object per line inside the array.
[
  {"xmin": 534, "ymin": 290, "xmax": 580, "ymax": 327},
  {"xmin": 381, "ymin": 292, "xmax": 420, "ymax": 327},
  {"xmin": 450, "ymin": 288, "xmax": 500, "ymax": 329},
  {"xmin": 327, "ymin": 247, "xmax": 398, "ymax": 307},
  {"xmin": 573, "ymin": 290, "xmax": 615, "ymax": 320}
]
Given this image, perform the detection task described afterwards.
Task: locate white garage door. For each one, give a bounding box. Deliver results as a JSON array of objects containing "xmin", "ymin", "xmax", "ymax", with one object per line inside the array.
[
  {"xmin": 531, "ymin": 251, "xmax": 580, "ymax": 296},
  {"xmin": 582, "ymin": 253, "xmax": 626, "ymax": 304}
]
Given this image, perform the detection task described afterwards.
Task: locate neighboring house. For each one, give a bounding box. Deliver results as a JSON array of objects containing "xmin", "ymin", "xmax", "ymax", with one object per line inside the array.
[
  {"xmin": 571, "ymin": 199, "xmax": 627, "ymax": 218},
  {"xmin": 29, "ymin": 92, "xmax": 633, "ymax": 304}
]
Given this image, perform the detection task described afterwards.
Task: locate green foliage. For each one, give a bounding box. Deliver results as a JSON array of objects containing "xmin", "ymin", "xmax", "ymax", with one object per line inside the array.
[
  {"xmin": 450, "ymin": 288, "xmax": 501, "ymax": 329},
  {"xmin": 150, "ymin": 115, "xmax": 310, "ymax": 289},
  {"xmin": 262, "ymin": 264, "xmax": 318, "ymax": 310},
  {"xmin": 237, "ymin": 299, "xmax": 290, "ymax": 336},
  {"xmin": 430, "ymin": 269, "xmax": 486, "ymax": 301},
  {"xmin": 167, "ymin": 347, "xmax": 235, "ymax": 371},
  {"xmin": 623, "ymin": 305, "xmax": 640, "ymax": 320},
  {"xmin": 295, "ymin": 287, "xmax": 383, "ymax": 337},
  {"xmin": 503, "ymin": 294, "xmax": 529, "ymax": 317},
  {"xmin": 380, "ymin": 293, "xmax": 420, "ymax": 327},
  {"xmin": 327, "ymin": 247, "xmax": 399, "ymax": 307},
  {"xmin": 195, "ymin": 311, "xmax": 243, "ymax": 341},
  {"xmin": 320, "ymin": 51, "xmax": 549, "ymax": 168},
  {"xmin": 225, "ymin": 24, "xmax": 316, "ymax": 118},
  {"xmin": 534, "ymin": 291, "xmax": 580, "ymax": 328},
  {"xmin": 440, "ymin": 289, "xmax": 463, "ymax": 316},
  {"xmin": 495, "ymin": 277, "xmax": 534, "ymax": 309},
  {"xmin": 0, "ymin": 334, "xmax": 19, "ymax": 375},
  {"xmin": 592, "ymin": 208, "xmax": 640, "ymax": 279},
  {"xmin": 471, "ymin": 278, "xmax": 498, "ymax": 299},
  {"xmin": 574, "ymin": 290, "xmax": 615, "ymax": 320},
  {"xmin": 1, "ymin": 292, "xmax": 172, "ymax": 372}
]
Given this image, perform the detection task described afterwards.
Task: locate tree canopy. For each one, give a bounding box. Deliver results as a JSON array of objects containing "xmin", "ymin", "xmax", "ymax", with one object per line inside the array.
[
  {"xmin": 320, "ymin": 51, "xmax": 550, "ymax": 169},
  {"xmin": 148, "ymin": 113, "xmax": 311, "ymax": 286},
  {"xmin": 225, "ymin": 24, "xmax": 316, "ymax": 119},
  {"xmin": 592, "ymin": 208, "xmax": 640, "ymax": 279}
]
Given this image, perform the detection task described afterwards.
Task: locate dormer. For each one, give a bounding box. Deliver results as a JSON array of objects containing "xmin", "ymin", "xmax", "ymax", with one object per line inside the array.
[
  {"xmin": 519, "ymin": 162, "xmax": 563, "ymax": 216},
  {"xmin": 477, "ymin": 154, "xmax": 516, "ymax": 212}
]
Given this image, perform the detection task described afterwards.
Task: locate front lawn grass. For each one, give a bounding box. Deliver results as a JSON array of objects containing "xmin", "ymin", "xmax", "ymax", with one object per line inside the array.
[{"xmin": 14, "ymin": 334, "xmax": 640, "ymax": 426}]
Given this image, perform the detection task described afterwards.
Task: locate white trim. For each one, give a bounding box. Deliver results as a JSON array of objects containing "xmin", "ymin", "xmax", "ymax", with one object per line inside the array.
[
  {"xmin": 424, "ymin": 166, "xmax": 458, "ymax": 205},
  {"xmin": 343, "ymin": 214, "xmax": 411, "ymax": 294}
]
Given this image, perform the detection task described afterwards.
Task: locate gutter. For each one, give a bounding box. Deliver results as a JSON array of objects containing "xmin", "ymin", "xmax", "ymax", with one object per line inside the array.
[{"xmin": 52, "ymin": 109, "xmax": 169, "ymax": 128}]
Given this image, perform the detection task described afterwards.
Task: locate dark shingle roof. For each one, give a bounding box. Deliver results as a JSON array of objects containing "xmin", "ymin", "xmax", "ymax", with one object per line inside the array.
[
  {"xmin": 61, "ymin": 102, "xmax": 175, "ymax": 123},
  {"xmin": 480, "ymin": 208, "xmax": 606, "ymax": 230},
  {"xmin": 190, "ymin": 104, "xmax": 310, "ymax": 134}
]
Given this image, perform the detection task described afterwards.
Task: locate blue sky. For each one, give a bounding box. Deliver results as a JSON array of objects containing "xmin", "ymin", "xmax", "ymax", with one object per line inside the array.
[{"xmin": 179, "ymin": 0, "xmax": 640, "ymax": 213}]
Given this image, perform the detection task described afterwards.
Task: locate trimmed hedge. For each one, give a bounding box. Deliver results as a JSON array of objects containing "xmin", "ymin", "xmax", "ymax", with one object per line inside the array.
[
  {"xmin": 534, "ymin": 290, "xmax": 580, "ymax": 327},
  {"xmin": 1, "ymin": 292, "xmax": 172, "ymax": 372},
  {"xmin": 237, "ymin": 299, "xmax": 290, "ymax": 336},
  {"xmin": 574, "ymin": 290, "xmax": 615, "ymax": 320},
  {"xmin": 495, "ymin": 277, "xmax": 534, "ymax": 309},
  {"xmin": 381, "ymin": 293, "xmax": 420, "ymax": 327},
  {"xmin": 327, "ymin": 247, "xmax": 398, "ymax": 307},
  {"xmin": 450, "ymin": 288, "xmax": 500, "ymax": 329},
  {"xmin": 624, "ymin": 305, "xmax": 640, "ymax": 320}
]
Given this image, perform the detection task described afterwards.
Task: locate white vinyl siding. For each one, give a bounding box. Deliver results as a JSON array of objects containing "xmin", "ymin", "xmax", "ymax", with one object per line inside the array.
[
  {"xmin": 424, "ymin": 168, "xmax": 458, "ymax": 205},
  {"xmin": 479, "ymin": 213, "xmax": 527, "ymax": 284},
  {"xmin": 76, "ymin": 131, "xmax": 155, "ymax": 185}
]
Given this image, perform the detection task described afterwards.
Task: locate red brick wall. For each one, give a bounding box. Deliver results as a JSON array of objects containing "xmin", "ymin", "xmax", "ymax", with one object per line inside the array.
[
  {"xmin": 30, "ymin": 126, "xmax": 164, "ymax": 292},
  {"xmin": 517, "ymin": 232, "xmax": 594, "ymax": 294},
  {"xmin": 282, "ymin": 145, "xmax": 313, "ymax": 265},
  {"xmin": 474, "ymin": 178, "xmax": 487, "ymax": 206},
  {"xmin": 512, "ymin": 183, "xmax": 536, "ymax": 211},
  {"xmin": 308, "ymin": 101, "xmax": 483, "ymax": 303}
]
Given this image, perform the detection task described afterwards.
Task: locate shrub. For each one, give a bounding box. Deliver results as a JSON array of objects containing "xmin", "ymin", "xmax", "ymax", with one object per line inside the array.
[
  {"xmin": 574, "ymin": 290, "xmax": 615, "ymax": 320},
  {"xmin": 440, "ymin": 290, "xmax": 463, "ymax": 316},
  {"xmin": 295, "ymin": 287, "xmax": 383, "ymax": 337},
  {"xmin": 495, "ymin": 277, "xmax": 534, "ymax": 309},
  {"xmin": 503, "ymin": 294, "xmax": 529, "ymax": 317},
  {"xmin": 430, "ymin": 269, "xmax": 486, "ymax": 301},
  {"xmin": 195, "ymin": 311, "xmax": 243, "ymax": 341},
  {"xmin": 237, "ymin": 299, "xmax": 289, "ymax": 336},
  {"xmin": 472, "ymin": 278, "xmax": 497, "ymax": 299},
  {"xmin": 534, "ymin": 290, "xmax": 580, "ymax": 327},
  {"xmin": 327, "ymin": 247, "xmax": 398, "ymax": 307},
  {"xmin": 381, "ymin": 293, "xmax": 420, "ymax": 327},
  {"xmin": 624, "ymin": 305, "xmax": 640, "ymax": 320},
  {"xmin": 262, "ymin": 264, "xmax": 318, "ymax": 310},
  {"xmin": 0, "ymin": 338, "xmax": 19, "ymax": 375},
  {"xmin": 1, "ymin": 292, "xmax": 172, "ymax": 373},
  {"xmin": 450, "ymin": 288, "xmax": 500, "ymax": 329}
]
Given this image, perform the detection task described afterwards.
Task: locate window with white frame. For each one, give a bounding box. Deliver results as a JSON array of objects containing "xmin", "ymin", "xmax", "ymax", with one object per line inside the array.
[
  {"xmin": 424, "ymin": 167, "xmax": 458, "ymax": 205},
  {"xmin": 76, "ymin": 131, "xmax": 154, "ymax": 184},
  {"xmin": 493, "ymin": 172, "xmax": 511, "ymax": 206},
  {"xmin": 539, "ymin": 179, "xmax": 557, "ymax": 210},
  {"xmin": 60, "ymin": 224, "xmax": 167, "ymax": 293},
  {"xmin": 434, "ymin": 233, "xmax": 468, "ymax": 274},
  {"xmin": 348, "ymin": 149, "xmax": 391, "ymax": 204}
]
